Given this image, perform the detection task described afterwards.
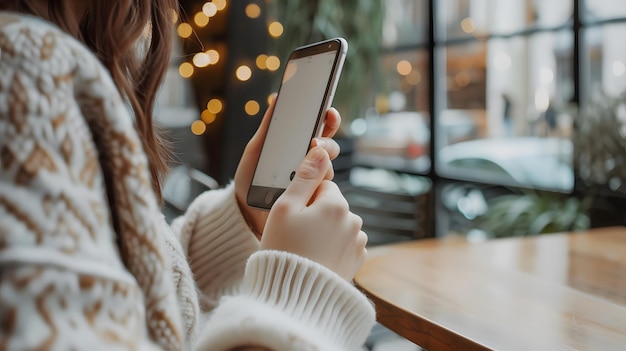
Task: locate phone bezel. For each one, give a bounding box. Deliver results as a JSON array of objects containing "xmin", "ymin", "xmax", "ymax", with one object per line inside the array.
[{"xmin": 246, "ymin": 37, "xmax": 348, "ymax": 210}]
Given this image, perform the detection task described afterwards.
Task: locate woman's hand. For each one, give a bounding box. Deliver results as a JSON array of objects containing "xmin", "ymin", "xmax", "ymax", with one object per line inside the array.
[
  {"xmin": 260, "ymin": 146, "xmax": 368, "ymax": 281},
  {"xmin": 234, "ymin": 97, "xmax": 343, "ymax": 238}
]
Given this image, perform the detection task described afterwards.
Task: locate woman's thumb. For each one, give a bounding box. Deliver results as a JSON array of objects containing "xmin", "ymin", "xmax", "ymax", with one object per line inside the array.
[{"xmin": 280, "ymin": 147, "xmax": 329, "ymax": 208}]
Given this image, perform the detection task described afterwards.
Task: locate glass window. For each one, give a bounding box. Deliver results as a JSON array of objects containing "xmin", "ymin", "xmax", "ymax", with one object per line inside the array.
[
  {"xmin": 584, "ymin": 23, "xmax": 626, "ymax": 100},
  {"xmin": 436, "ymin": 30, "xmax": 575, "ymax": 191},
  {"xmin": 437, "ymin": 41, "xmax": 486, "ymax": 149},
  {"xmin": 438, "ymin": 0, "xmax": 572, "ymax": 40},
  {"xmin": 352, "ymin": 49, "xmax": 430, "ymax": 173},
  {"xmin": 382, "ymin": 0, "xmax": 429, "ymax": 48},
  {"xmin": 584, "ymin": 0, "xmax": 626, "ymax": 22}
]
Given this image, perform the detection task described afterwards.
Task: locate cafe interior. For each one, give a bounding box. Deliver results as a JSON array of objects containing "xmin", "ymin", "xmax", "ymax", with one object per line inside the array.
[{"xmin": 159, "ymin": 1, "xmax": 626, "ymax": 350}]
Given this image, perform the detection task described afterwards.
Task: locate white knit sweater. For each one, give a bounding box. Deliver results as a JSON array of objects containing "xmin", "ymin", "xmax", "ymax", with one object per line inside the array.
[{"xmin": 0, "ymin": 12, "xmax": 375, "ymax": 351}]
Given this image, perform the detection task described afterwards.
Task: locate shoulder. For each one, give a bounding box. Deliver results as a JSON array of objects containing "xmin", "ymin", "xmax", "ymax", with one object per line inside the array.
[
  {"xmin": 0, "ymin": 12, "xmax": 107, "ymax": 83},
  {"xmin": 0, "ymin": 11, "xmax": 128, "ymax": 127},
  {"xmin": 0, "ymin": 11, "xmax": 85, "ymax": 52}
]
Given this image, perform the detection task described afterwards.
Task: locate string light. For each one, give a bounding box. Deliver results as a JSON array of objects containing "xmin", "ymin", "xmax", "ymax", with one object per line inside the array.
[
  {"xmin": 265, "ymin": 56, "xmax": 280, "ymax": 71},
  {"xmin": 191, "ymin": 120, "xmax": 207, "ymax": 135},
  {"xmin": 201, "ymin": 109, "xmax": 217, "ymax": 124},
  {"xmin": 194, "ymin": 12, "xmax": 210, "ymax": 27},
  {"xmin": 185, "ymin": 1, "xmax": 284, "ymax": 132},
  {"xmin": 245, "ymin": 100, "xmax": 260, "ymax": 116},
  {"xmin": 193, "ymin": 52, "xmax": 211, "ymax": 68},
  {"xmin": 171, "ymin": 9, "xmax": 179, "ymax": 24},
  {"xmin": 214, "ymin": 0, "xmax": 227, "ymax": 11},
  {"xmin": 179, "ymin": 62, "xmax": 194, "ymax": 78},
  {"xmin": 177, "ymin": 23, "xmax": 193, "ymax": 38},
  {"xmin": 206, "ymin": 49, "xmax": 220, "ymax": 64},
  {"xmin": 245, "ymin": 4, "xmax": 261, "ymax": 18},
  {"xmin": 256, "ymin": 54, "xmax": 268, "ymax": 69},
  {"xmin": 207, "ymin": 98, "xmax": 223, "ymax": 114},
  {"xmin": 268, "ymin": 21, "xmax": 284, "ymax": 38},
  {"xmin": 203, "ymin": 2, "xmax": 218, "ymax": 17},
  {"xmin": 236, "ymin": 65, "xmax": 252, "ymax": 81}
]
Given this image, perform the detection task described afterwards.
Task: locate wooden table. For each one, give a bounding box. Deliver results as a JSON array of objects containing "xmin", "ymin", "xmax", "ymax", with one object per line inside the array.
[{"xmin": 355, "ymin": 226, "xmax": 626, "ymax": 351}]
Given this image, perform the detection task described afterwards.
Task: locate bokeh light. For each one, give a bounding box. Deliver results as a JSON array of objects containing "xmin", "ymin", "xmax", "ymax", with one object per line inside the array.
[
  {"xmin": 179, "ymin": 62, "xmax": 194, "ymax": 78},
  {"xmin": 265, "ymin": 56, "xmax": 280, "ymax": 71},
  {"xmin": 207, "ymin": 98, "xmax": 223, "ymax": 114},
  {"xmin": 191, "ymin": 120, "xmax": 206, "ymax": 135},
  {"xmin": 193, "ymin": 52, "xmax": 210, "ymax": 67},
  {"xmin": 245, "ymin": 4, "xmax": 261, "ymax": 18},
  {"xmin": 407, "ymin": 70, "xmax": 421, "ymax": 85},
  {"xmin": 245, "ymin": 100, "xmax": 260, "ymax": 116},
  {"xmin": 201, "ymin": 109, "xmax": 217, "ymax": 124},
  {"xmin": 202, "ymin": 2, "xmax": 218, "ymax": 17},
  {"xmin": 396, "ymin": 60, "xmax": 412, "ymax": 76},
  {"xmin": 256, "ymin": 54, "xmax": 268, "ymax": 69},
  {"xmin": 461, "ymin": 18, "xmax": 476, "ymax": 33},
  {"xmin": 177, "ymin": 23, "xmax": 193, "ymax": 38},
  {"xmin": 206, "ymin": 49, "xmax": 220, "ymax": 64},
  {"xmin": 236, "ymin": 65, "xmax": 252, "ymax": 81},
  {"xmin": 214, "ymin": 0, "xmax": 227, "ymax": 11},
  {"xmin": 194, "ymin": 12, "xmax": 209, "ymax": 27},
  {"xmin": 268, "ymin": 22, "xmax": 284, "ymax": 38}
]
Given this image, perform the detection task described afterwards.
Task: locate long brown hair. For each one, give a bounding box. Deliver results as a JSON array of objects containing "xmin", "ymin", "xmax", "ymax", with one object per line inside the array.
[{"xmin": 1, "ymin": 0, "xmax": 176, "ymax": 201}]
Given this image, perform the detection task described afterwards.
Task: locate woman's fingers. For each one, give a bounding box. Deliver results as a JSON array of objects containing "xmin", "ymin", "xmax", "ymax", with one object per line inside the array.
[
  {"xmin": 321, "ymin": 107, "xmax": 341, "ymax": 138},
  {"xmin": 279, "ymin": 146, "xmax": 332, "ymax": 210},
  {"xmin": 311, "ymin": 137, "xmax": 340, "ymax": 160}
]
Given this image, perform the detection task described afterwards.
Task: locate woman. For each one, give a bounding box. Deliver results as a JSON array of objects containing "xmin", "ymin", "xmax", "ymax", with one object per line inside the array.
[{"xmin": 0, "ymin": 1, "xmax": 374, "ymax": 350}]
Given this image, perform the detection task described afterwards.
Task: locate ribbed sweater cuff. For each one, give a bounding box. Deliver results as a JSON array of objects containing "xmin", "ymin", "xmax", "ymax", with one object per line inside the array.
[
  {"xmin": 242, "ymin": 250, "xmax": 376, "ymax": 350},
  {"xmin": 186, "ymin": 184, "xmax": 260, "ymax": 303}
]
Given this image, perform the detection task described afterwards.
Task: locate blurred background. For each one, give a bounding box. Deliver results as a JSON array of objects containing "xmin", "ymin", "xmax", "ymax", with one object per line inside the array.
[{"xmin": 157, "ymin": 0, "xmax": 626, "ymax": 241}]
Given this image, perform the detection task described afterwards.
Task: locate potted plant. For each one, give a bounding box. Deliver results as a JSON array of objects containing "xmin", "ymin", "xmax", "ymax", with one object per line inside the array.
[
  {"xmin": 475, "ymin": 190, "xmax": 590, "ymax": 238},
  {"xmin": 475, "ymin": 91, "xmax": 626, "ymax": 238},
  {"xmin": 573, "ymin": 90, "xmax": 626, "ymax": 227}
]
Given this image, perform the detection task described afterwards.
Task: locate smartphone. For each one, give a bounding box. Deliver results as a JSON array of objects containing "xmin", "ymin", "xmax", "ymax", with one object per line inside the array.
[{"xmin": 247, "ymin": 37, "xmax": 348, "ymax": 210}]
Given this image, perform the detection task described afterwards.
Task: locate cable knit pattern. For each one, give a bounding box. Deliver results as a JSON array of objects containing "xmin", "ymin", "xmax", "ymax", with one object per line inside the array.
[
  {"xmin": 0, "ymin": 13, "xmax": 182, "ymax": 350},
  {"xmin": 196, "ymin": 251, "xmax": 376, "ymax": 351},
  {"xmin": 0, "ymin": 12, "xmax": 375, "ymax": 351},
  {"xmin": 173, "ymin": 185, "xmax": 261, "ymax": 309}
]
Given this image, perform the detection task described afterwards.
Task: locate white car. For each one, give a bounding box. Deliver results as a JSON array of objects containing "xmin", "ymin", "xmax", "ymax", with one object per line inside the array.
[{"xmin": 437, "ymin": 137, "xmax": 574, "ymax": 191}]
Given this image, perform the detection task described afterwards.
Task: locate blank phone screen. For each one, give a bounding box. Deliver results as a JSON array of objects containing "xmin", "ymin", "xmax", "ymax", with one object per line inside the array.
[{"xmin": 252, "ymin": 50, "xmax": 338, "ymax": 189}]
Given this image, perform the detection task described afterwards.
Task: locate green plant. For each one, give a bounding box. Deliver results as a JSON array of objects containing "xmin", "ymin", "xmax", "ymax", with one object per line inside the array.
[
  {"xmin": 272, "ymin": 0, "xmax": 385, "ymax": 128},
  {"xmin": 476, "ymin": 191, "xmax": 591, "ymax": 238},
  {"xmin": 574, "ymin": 91, "xmax": 626, "ymax": 193},
  {"xmin": 475, "ymin": 92, "xmax": 626, "ymax": 237}
]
